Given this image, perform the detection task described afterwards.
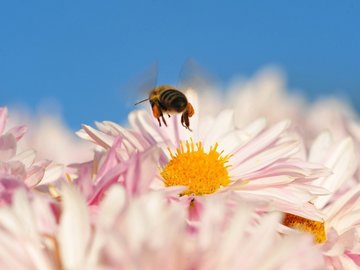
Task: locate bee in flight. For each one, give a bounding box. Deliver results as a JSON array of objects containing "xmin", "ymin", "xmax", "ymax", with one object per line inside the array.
[{"xmin": 135, "ymin": 85, "xmax": 194, "ymax": 131}]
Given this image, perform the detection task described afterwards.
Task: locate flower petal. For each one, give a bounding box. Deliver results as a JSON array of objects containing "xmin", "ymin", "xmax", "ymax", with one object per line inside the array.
[
  {"xmin": 232, "ymin": 140, "xmax": 300, "ymax": 176},
  {"xmin": 7, "ymin": 125, "xmax": 27, "ymax": 141},
  {"xmin": 229, "ymin": 120, "xmax": 290, "ymax": 163},
  {"xmin": 313, "ymin": 137, "xmax": 357, "ymax": 209},
  {"xmin": 58, "ymin": 184, "xmax": 90, "ymax": 270},
  {"xmin": 78, "ymin": 124, "xmax": 113, "ymax": 149},
  {"xmin": 0, "ymin": 133, "xmax": 17, "ymax": 161},
  {"xmin": 11, "ymin": 149, "xmax": 36, "ymax": 168},
  {"xmin": 0, "ymin": 107, "xmax": 8, "ymax": 135}
]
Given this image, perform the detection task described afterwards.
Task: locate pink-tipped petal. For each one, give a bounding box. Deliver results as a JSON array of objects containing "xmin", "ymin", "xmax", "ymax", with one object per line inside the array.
[
  {"xmin": 40, "ymin": 164, "xmax": 63, "ymax": 184},
  {"xmin": 25, "ymin": 166, "xmax": 45, "ymax": 187},
  {"xmin": 80, "ymin": 124, "xmax": 113, "ymax": 149},
  {"xmin": 11, "ymin": 149, "xmax": 36, "ymax": 168},
  {"xmin": 0, "ymin": 133, "xmax": 17, "ymax": 161},
  {"xmin": 7, "ymin": 125, "xmax": 27, "ymax": 141}
]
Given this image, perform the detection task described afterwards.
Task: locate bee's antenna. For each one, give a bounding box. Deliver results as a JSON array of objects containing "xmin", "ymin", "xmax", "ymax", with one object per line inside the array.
[{"xmin": 134, "ymin": 98, "xmax": 149, "ymax": 105}]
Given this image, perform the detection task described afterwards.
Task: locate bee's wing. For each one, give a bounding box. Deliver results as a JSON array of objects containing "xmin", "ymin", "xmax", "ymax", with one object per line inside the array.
[
  {"xmin": 122, "ymin": 62, "xmax": 159, "ymax": 108},
  {"xmin": 177, "ymin": 59, "xmax": 220, "ymax": 93},
  {"xmin": 177, "ymin": 59, "xmax": 223, "ymax": 116}
]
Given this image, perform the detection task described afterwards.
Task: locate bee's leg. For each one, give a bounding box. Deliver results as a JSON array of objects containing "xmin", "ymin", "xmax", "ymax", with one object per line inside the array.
[
  {"xmin": 161, "ymin": 114, "xmax": 168, "ymax": 127},
  {"xmin": 181, "ymin": 112, "xmax": 192, "ymax": 132},
  {"xmin": 152, "ymin": 104, "xmax": 163, "ymax": 127},
  {"xmin": 181, "ymin": 114, "xmax": 186, "ymax": 127},
  {"xmin": 168, "ymin": 114, "xmax": 171, "ymax": 118}
]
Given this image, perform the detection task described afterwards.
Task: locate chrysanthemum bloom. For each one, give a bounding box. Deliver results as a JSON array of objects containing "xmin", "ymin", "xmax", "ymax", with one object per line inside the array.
[
  {"xmin": 313, "ymin": 134, "xmax": 360, "ymax": 269},
  {"xmin": 9, "ymin": 111, "xmax": 93, "ymax": 164},
  {"xmin": 225, "ymin": 68, "xmax": 304, "ymax": 129},
  {"xmin": 305, "ymin": 99, "xmax": 360, "ymax": 187},
  {"xmin": 225, "ymin": 71, "xmax": 360, "ymax": 174},
  {"xmin": 223, "ymin": 71, "xmax": 360, "ymax": 267},
  {"xmin": 77, "ymin": 90, "xmax": 329, "ymax": 220},
  {"xmin": 0, "ymin": 184, "xmax": 326, "ymax": 270},
  {"xmin": 224, "ymin": 69, "xmax": 354, "ymax": 144},
  {"xmin": 0, "ymin": 107, "xmax": 62, "ymax": 204},
  {"xmin": 306, "ymin": 99, "xmax": 357, "ymax": 142},
  {"xmin": 281, "ymin": 131, "xmax": 360, "ymax": 268}
]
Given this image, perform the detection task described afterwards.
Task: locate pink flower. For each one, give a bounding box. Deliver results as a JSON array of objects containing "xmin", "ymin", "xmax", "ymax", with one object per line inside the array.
[
  {"xmin": 281, "ymin": 131, "xmax": 360, "ymax": 268},
  {"xmin": 0, "ymin": 107, "xmax": 63, "ymax": 204},
  {"xmin": 226, "ymin": 68, "xmax": 304, "ymax": 128},
  {"xmin": 78, "ymin": 99, "xmax": 329, "ymax": 219},
  {"xmin": 95, "ymin": 185, "xmax": 326, "ymax": 269},
  {"xmin": 9, "ymin": 111, "xmax": 93, "ymax": 164},
  {"xmin": 0, "ymin": 183, "xmax": 326, "ymax": 270}
]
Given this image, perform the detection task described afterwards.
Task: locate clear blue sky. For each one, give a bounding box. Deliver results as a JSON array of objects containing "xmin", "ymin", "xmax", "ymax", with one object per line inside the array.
[{"xmin": 1, "ymin": 0, "xmax": 359, "ymax": 129}]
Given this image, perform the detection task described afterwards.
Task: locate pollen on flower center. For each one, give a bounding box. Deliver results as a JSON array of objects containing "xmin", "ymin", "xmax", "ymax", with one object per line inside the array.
[
  {"xmin": 161, "ymin": 140, "xmax": 231, "ymax": 196},
  {"xmin": 282, "ymin": 213, "xmax": 326, "ymax": 244}
]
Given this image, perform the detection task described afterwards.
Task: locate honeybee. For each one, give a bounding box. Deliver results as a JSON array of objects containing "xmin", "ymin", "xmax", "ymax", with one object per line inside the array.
[{"xmin": 135, "ymin": 85, "xmax": 194, "ymax": 131}]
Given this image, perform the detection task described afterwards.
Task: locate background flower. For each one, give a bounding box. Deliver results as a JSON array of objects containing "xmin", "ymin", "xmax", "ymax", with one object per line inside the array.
[
  {"xmin": 0, "ymin": 184, "xmax": 326, "ymax": 270},
  {"xmin": 0, "ymin": 107, "xmax": 63, "ymax": 204}
]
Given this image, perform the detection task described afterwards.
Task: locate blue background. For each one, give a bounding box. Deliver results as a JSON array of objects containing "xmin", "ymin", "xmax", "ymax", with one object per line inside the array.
[{"xmin": 0, "ymin": 0, "xmax": 359, "ymax": 129}]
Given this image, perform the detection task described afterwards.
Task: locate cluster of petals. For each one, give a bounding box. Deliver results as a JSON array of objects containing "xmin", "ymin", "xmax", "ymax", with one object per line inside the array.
[
  {"xmin": 1, "ymin": 68, "xmax": 360, "ymax": 270},
  {"xmin": 0, "ymin": 108, "xmax": 62, "ymax": 204},
  {"xmin": 0, "ymin": 184, "xmax": 325, "ymax": 270}
]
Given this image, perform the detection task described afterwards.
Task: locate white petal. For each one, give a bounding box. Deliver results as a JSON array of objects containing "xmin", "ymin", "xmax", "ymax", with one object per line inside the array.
[
  {"xmin": 129, "ymin": 110, "xmax": 171, "ymax": 146},
  {"xmin": 0, "ymin": 233, "xmax": 32, "ymax": 270},
  {"xmin": 98, "ymin": 185, "xmax": 126, "ymax": 228},
  {"xmin": 314, "ymin": 137, "xmax": 357, "ymax": 209},
  {"xmin": 236, "ymin": 212, "xmax": 281, "ymax": 269},
  {"xmin": 231, "ymin": 175, "xmax": 295, "ymax": 190},
  {"xmin": 230, "ymin": 120, "xmax": 290, "ymax": 164},
  {"xmin": 11, "ymin": 149, "xmax": 36, "ymax": 168},
  {"xmin": 324, "ymin": 185, "xmax": 360, "ymax": 222},
  {"xmin": 81, "ymin": 124, "xmax": 113, "ymax": 149},
  {"xmin": 75, "ymin": 129, "xmax": 91, "ymax": 141},
  {"xmin": 103, "ymin": 121, "xmax": 148, "ymax": 151},
  {"xmin": 11, "ymin": 190, "xmax": 53, "ymax": 270},
  {"xmin": 233, "ymin": 140, "xmax": 299, "ymax": 175},
  {"xmin": 58, "ymin": 184, "xmax": 90, "ymax": 270},
  {"xmin": 240, "ymin": 117, "xmax": 267, "ymax": 138},
  {"xmin": 203, "ymin": 109, "xmax": 234, "ymax": 148},
  {"xmin": 308, "ymin": 131, "xmax": 332, "ymax": 163},
  {"xmin": 40, "ymin": 164, "xmax": 64, "ymax": 184},
  {"xmin": 217, "ymin": 129, "xmax": 249, "ymax": 154},
  {"xmin": 12, "ymin": 189, "xmax": 38, "ymax": 240},
  {"xmin": 214, "ymin": 203, "xmax": 253, "ymax": 266}
]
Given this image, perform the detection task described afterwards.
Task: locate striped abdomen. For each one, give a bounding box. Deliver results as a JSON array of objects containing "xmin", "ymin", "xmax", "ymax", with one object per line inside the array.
[{"xmin": 159, "ymin": 89, "xmax": 188, "ymax": 113}]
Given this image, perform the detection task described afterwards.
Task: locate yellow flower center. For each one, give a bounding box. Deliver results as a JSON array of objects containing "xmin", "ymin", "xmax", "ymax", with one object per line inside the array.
[
  {"xmin": 161, "ymin": 140, "xmax": 231, "ymax": 196},
  {"xmin": 282, "ymin": 213, "xmax": 326, "ymax": 244}
]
